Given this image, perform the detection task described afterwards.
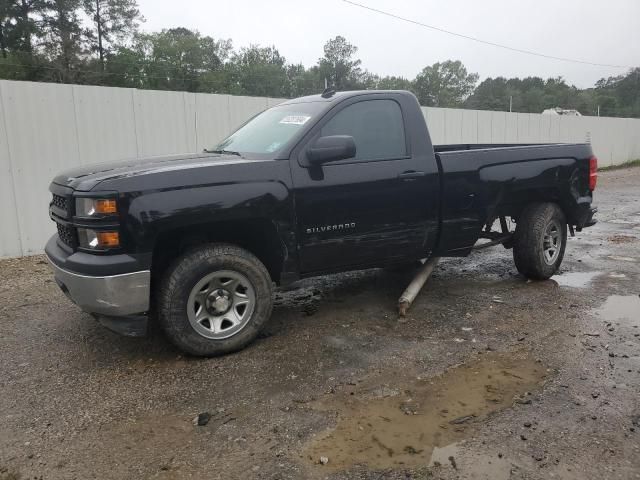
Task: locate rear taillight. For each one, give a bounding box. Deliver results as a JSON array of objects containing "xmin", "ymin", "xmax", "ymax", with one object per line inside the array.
[{"xmin": 589, "ymin": 156, "xmax": 598, "ymax": 191}]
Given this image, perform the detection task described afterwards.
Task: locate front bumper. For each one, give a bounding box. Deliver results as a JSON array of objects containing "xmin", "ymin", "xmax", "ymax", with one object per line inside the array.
[
  {"xmin": 45, "ymin": 234, "xmax": 151, "ymax": 319},
  {"xmin": 47, "ymin": 256, "xmax": 151, "ymax": 317}
]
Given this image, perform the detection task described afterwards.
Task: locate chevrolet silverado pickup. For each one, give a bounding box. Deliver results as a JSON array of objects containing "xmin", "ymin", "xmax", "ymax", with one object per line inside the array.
[{"xmin": 46, "ymin": 89, "xmax": 597, "ymax": 356}]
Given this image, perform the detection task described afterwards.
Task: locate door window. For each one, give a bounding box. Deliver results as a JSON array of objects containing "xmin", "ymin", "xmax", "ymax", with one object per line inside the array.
[{"xmin": 320, "ymin": 100, "xmax": 407, "ymax": 161}]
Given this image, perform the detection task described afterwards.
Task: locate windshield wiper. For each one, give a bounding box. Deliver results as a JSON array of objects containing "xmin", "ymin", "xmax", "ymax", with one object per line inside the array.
[{"xmin": 204, "ymin": 148, "xmax": 242, "ymax": 156}]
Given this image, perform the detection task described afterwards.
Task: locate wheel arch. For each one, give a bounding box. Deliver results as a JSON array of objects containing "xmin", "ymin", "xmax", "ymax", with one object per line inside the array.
[{"xmin": 151, "ymin": 218, "xmax": 287, "ymax": 286}]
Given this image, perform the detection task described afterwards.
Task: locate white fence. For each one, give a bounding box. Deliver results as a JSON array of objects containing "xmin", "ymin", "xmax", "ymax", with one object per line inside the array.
[{"xmin": 1, "ymin": 80, "xmax": 639, "ymax": 258}]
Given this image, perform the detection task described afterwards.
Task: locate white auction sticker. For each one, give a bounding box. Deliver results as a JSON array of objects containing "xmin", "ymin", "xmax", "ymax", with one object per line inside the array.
[{"xmin": 279, "ymin": 115, "xmax": 311, "ymax": 125}]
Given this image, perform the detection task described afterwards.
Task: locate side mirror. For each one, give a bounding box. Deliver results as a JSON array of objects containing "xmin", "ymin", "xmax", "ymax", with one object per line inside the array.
[{"xmin": 306, "ymin": 135, "xmax": 356, "ymax": 165}]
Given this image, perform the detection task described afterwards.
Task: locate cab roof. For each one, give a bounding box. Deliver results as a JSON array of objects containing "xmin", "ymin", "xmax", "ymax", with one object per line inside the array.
[{"xmin": 279, "ymin": 90, "xmax": 415, "ymax": 105}]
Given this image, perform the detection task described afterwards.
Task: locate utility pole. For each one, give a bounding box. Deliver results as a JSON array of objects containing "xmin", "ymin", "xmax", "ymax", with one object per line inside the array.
[
  {"xmin": 324, "ymin": 77, "xmax": 328, "ymax": 89},
  {"xmin": 597, "ymin": 105, "xmax": 600, "ymax": 117},
  {"xmin": 509, "ymin": 96, "xmax": 513, "ymax": 113}
]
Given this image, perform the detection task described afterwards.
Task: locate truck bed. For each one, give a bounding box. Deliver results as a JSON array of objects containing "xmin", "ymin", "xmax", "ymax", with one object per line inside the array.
[{"xmin": 433, "ymin": 143, "xmax": 594, "ymax": 256}]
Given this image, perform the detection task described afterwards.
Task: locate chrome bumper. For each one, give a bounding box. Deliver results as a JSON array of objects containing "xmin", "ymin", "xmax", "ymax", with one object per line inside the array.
[{"xmin": 47, "ymin": 257, "xmax": 150, "ymax": 316}]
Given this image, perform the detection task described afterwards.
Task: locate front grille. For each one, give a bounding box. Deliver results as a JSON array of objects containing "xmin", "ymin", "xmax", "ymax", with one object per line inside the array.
[
  {"xmin": 56, "ymin": 223, "xmax": 77, "ymax": 248},
  {"xmin": 52, "ymin": 194, "xmax": 68, "ymax": 213}
]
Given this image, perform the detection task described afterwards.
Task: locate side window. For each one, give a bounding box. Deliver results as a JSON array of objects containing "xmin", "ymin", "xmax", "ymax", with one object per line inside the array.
[{"xmin": 320, "ymin": 100, "xmax": 407, "ymax": 161}]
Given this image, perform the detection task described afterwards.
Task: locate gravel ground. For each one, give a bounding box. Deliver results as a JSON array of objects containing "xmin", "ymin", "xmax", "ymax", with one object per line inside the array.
[{"xmin": 1, "ymin": 168, "xmax": 639, "ymax": 480}]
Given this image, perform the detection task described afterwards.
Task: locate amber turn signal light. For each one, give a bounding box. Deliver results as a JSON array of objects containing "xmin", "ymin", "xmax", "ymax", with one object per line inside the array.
[
  {"xmin": 76, "ymin": 197, "xmax": 118, "ymax": 217},
  {"xmin": 94, "ymin": 199, "xmax": 117, "ymax": 214},
  {"xmin": 77, "ymin": 229, "xmax": 120, "ymax": 249},
  {"xmin": 96, "ymin": 231, "xmax": 120, "ymax": 248}
]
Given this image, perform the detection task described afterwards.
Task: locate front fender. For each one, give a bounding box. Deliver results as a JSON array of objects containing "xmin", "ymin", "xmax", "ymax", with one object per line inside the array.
[{"xmin": 122, "ymin": 180, "xmax": 292, "ymax": 250}]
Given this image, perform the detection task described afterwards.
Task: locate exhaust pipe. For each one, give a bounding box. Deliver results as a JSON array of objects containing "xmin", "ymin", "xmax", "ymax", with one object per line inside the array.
[{"xmin": 398, "ymin": 257, "xmax": 440, "ymax": 316}]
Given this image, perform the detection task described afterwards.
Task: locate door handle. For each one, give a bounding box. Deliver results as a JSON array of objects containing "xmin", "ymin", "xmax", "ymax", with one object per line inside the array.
[{"xmin": 398, "ymin": 171, "xmax": 426, "ymax": 180}]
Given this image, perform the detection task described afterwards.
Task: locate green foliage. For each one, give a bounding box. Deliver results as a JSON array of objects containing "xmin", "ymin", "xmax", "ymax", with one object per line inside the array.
[
  {"xmin": 83, "ymin": 0, "xmax": 143, "ymax": 67},
  {"xmin": 414, "ymin": 60, "xmax": 479, "ymax": 107},
  {"xmin": 0, "ymin": 0, "xmax": 638, "ymax": 118},
  {"xmin": 463, "ymin": 74, "xmax": 637, "ymax": 117},
  {"xmin": 373, "ymin": 75, "xmax": 413, "ymax": 91},
  {"xmin": 317, "ymin": 35, "xmax": 363, "ymax": 90},
  {"xmin": 286, "ymin": 63, "xmax": 322, "ymax": 97},
  {"xmin": 226, "ymin": 45, "xmax": 288, "ymax": 97},
  {"xmin": 594, "ymin": 68, "xmax": 640, "ymax": 117}
]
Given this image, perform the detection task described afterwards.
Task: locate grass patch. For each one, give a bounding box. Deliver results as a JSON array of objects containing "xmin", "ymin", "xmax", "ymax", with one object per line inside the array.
[{"xmin": 599, "ymin": 159, "xmax": 640, "ymax": 171}]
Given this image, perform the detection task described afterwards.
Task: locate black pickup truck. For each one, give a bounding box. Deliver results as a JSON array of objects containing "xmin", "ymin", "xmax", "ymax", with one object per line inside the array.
[{"xmin": 46, "ymin": 90, "xmax": 597, "ymax": 355}]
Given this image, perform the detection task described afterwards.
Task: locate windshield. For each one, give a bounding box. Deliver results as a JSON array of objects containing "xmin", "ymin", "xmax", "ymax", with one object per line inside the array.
[{"xmin": 211, "ymin": 102, "xmax": 325, "ymax": 156}]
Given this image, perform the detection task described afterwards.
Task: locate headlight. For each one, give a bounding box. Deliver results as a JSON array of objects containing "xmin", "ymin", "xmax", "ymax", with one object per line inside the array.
[
  {"xmin": 78, "ymin": 229, "xmax": 120, "ymax": 249},
  {"xmin": 75, "ymin": 198, "xmax": 117, "ymax": 217}
]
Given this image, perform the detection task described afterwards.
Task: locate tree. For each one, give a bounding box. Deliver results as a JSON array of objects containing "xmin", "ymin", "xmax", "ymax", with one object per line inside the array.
[
  {"xmin": 99, "ymin": 43, "xmax": 146, "ymax": 87},
  {"xmin": 135, "ymin": 28, "xmax": 231, "ymax": 91},
  {"xmin": 227, "ymin": 45, "xmax": 288, "ymax": 97},
  {"xmin": 0, "ymin": 3, "xmax": 638, "ymax": 120},
  {"xmin": 0, "ymin": 2, "xmax": 10, "ymax": 58},
  {"xmin": 83, "ymin": 0, "xmax": 142, "ymax": 71},
  {"xmin": 286, "ymin": 63, "xmax": 321, "ymax": 97},
  {"xmin": 374, "ymin": 75, "xmax": 413, "ymax": 91},
  {"xmin": 40, "ymin": 0, "xmax": 87, "ymax": 82},
  {"xmin": 0, "ymin": 0, "xmax": 47, "ymax": 57},
  {"xmin": 465, "ymin": 75, "xmax": 601, "ymax": 115},
  {"xmin": 413, "ymin": 60, "xmax": 478, "ymax": 107},
  {"xmin": 594, "ymin": 68, "xmax": 640, "ymax": 118},
  {"xmin": 317, "ymin": 36, "xmax": 363, "ymax": 90},
  {"xmin": 465, "ymin": 77, "xmax": 508, "ymax": 110}
]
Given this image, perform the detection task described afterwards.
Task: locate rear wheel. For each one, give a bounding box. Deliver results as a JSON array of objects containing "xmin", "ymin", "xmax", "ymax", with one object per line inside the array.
[
  {"xmin": 513, "ymin": 203, "xmax": 567, "ymax": 280},
  {"xmin": 158, "ymin": 243, "xmax": 273, "ymax": 356}
]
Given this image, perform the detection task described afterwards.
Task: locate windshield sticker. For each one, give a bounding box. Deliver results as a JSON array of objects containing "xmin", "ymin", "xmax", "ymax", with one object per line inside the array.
[{"xmin": 279, "ymin": 115, "xmax": 311, "ymax": 125}]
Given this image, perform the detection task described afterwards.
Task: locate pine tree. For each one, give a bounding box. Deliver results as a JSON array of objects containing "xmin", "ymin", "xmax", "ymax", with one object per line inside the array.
[
  {"xmin": 83, "ymin": 0, "xmax": 142, "ymax": 70},
  {"xmin": 41, "ymin": 0, "xmax": 86, "ymax": 82}
]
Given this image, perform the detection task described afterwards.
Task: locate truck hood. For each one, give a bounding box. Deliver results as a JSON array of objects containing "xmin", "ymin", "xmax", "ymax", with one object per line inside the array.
[{"xmin": 52, "ymin": 153, "xmax": 256, "ymax": 191}]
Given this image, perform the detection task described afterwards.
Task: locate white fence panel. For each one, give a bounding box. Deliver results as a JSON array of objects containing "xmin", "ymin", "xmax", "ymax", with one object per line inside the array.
[
  {"xmin": 195, "ymin": 93, "xmax": 231, "ymax": 152},
  {"xmin": 477, "ymin": 110, "xmax": 493, "ymax": 143},
  {"xmin": 422, "ymin": 107, "xmax": 445, "ymax": 144},
  {"xmin": 1, "ymin": 82, "xmax": 80, "ymax": 255},
  {"xmin": 133, "ymin": 89, "xmax": 195, "ymax": 158},
  {"xmin": 444, "ymin": 108, "xmax": 464, "ymax": 144},
  {"xmin": 1, "ymin": 79, "xmax": 639, "ymax": 258},
  {"xmin": 491, "ymin": 112, "xmax": 507, "ymax": 143},
  {"xmin": 629, "ymin": 119, "xmax": 640, "ymax": 161},
  {"xmin": 461, "ymin": 110, "xmax": 478, "ymax": 144},
  {"xmin": 73, "ymin": 84, "xmax": 139, "ymax": 165},
  {"xmin": 0, "ymin": 86, "xmax": 22, "ymax": 257},
  {"xmin": 504, "ymin": 112, "xmax": 519, "ymax": 141},
  {"xmin": 228, "ymin": 96, "xmax": 269, "ymax": 132}
]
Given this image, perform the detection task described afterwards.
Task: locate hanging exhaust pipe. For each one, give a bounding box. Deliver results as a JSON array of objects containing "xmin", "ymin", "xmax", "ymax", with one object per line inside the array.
[{"xmin": 398, "ymin": 257, "xmax": 440, "ymax": 316}]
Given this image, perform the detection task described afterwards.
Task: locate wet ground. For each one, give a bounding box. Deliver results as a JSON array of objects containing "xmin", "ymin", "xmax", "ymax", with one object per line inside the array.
[{"xmin": 1, "ymin": 167, "xmax": 639, "ymax": 480}]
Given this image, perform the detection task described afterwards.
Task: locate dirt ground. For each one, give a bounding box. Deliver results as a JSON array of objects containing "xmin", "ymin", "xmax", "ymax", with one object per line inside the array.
[{"xmin": 1, "ymin": 168, "xmax": 639, "ymax": 480}]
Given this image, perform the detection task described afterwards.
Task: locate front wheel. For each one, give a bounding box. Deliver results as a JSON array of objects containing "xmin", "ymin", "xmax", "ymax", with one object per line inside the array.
[
  {"xmin": 513, "ymin": 203, "xmax": 567, "ymax": 280},
  {"xmin": 158, "ymin": 243, "xmax": 274, "ymax": 356}
]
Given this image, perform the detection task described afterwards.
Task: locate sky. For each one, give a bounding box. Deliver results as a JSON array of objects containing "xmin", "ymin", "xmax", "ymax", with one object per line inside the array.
[{"xmin": 136, "ymin": 0, "xmax": 640, "ymax": 88}]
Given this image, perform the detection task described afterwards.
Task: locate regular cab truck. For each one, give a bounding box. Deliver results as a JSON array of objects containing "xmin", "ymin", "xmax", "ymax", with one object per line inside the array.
[{"xmin": 46, "ymin": 90, "xmax": 597, "ymax": 356}]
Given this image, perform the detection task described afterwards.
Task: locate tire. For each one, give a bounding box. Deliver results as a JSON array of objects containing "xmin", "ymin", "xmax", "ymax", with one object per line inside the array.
[
  {"xmin": 513, "ymin": 203, "xmax": 567, "ymax": 280},
  {"xmin": 158, "ymin": 243, "xmax": 273, "ymax": 356}
]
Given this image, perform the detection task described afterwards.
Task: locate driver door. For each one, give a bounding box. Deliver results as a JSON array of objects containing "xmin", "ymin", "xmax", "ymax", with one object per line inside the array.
[{"xmin": 290, "ymin": 96, "xmax": 436, "ymax": 274}]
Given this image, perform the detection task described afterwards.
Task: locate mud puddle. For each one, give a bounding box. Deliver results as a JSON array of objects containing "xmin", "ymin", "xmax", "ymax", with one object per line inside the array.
[
  {"xmin": 429, "ymin": 443, "xmax": 512, "ymax": 479},
  {"xmin": 553, "ymin": 271, "xmax": 601, "ymax": 288},
  {"xmin": 608, "ymin": 234, "xmax": 638, "ymax": 244},
  {"xmin": 596, "ymin": 295, "xmax": 640, "ymax": 327},
  {"xmin": 303, "ymin": 352, "xmax": 547, "ymax": 471}
]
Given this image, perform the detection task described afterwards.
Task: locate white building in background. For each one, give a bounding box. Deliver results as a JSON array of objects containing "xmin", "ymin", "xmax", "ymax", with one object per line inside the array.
[{"xmin": 542, "ymin": 107, "xmax": 582, "ymax": 116}]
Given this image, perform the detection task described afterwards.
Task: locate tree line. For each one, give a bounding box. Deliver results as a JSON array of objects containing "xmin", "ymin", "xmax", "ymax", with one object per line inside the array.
[{"xmin": 1, "ymin": 0, "xmax": 638, "ymax": 117}]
